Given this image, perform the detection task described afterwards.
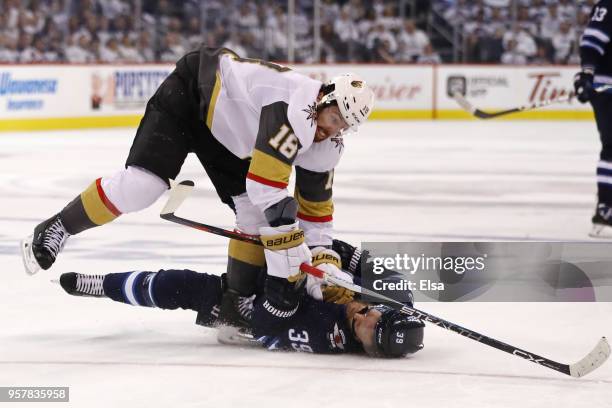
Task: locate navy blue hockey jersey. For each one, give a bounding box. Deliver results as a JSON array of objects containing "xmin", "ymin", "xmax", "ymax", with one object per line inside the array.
[
  {"xmin": 252, "ymin": 296, "xmax": 363, "ymax": 354},
  {"xmin": 581, "ymin": 0, "xmax": 612, "ymax": 83}
]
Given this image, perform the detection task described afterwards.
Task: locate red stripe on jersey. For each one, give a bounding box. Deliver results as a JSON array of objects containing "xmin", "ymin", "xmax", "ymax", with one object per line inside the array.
[
  {"xmin": 297, "ymin": 212, "xmax": 333, "ymax": 223},
  {"xmin": 246, "ymin": 172, "xmax": 288, "ymax": 189},
  {"xmin": 96, "ymin": 178, "xmax": 121, "ymax": 216}
]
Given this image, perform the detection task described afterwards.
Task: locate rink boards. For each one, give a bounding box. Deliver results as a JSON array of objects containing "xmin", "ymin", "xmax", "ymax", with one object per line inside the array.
[{"xmin": 0, "ymin": 63, "xmax": 593, "ymax": 131}]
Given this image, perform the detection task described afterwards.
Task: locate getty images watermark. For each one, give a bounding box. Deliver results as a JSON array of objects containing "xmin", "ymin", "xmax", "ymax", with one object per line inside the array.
[
  {"xmin": 361, "ymin": 242, "xmax": 612, "ymax": 302},
  {"xmin": 371, "ymin": 253, "xmax": 487, "ymax": 292}
]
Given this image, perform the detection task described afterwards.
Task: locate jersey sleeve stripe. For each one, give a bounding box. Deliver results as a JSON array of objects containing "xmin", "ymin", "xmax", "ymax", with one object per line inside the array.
[
  {"xmin": 295, "ymin": 189, "xmax": 333, "ymax": 219},
  {"xmin": 581, "ymin": 39, "xmax": 605, "ymax": 55},
  {"xmin": 297, "ymin": 212, "xmax": 333, "ymax": 223},
  {"xmin": 205, "ymin": 70, "xmax": 222, "ymax": 129},
  {"xmin": 248, "ymin": 149, "xmax": 292, "ymax": 186},
  {"xmin": 584, "ymin": 28, "xmax": 611, "ymax": 43},
  {"xmin": 247, "ymin": 172, "xmax": 289, "ymax": 189}
]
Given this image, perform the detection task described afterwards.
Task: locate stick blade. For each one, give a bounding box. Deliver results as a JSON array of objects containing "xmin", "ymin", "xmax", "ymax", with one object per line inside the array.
[
  {"xmin": 569, "ymin": 337, "xmax": 611, "ymax": 378},
  {"xmin": 452, "ymin": 92, "xmax": 476, "ymax": 114},
  {"xmin": 161, "ymin": 180, "xmax": 194, "ymax": 216}
]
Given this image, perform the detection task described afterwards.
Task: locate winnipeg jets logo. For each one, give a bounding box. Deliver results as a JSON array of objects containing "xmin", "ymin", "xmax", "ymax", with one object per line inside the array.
[
  {"xmin": 328, "ymin": 323, "xmax": 346, "ymax": 350},
  {"xmin": 302, "ymin": 102, "xmax": 317, "ymax": 127},
  {"xmin": 331, "ymin": 135, "xmax": 344, "ymax": 153}
]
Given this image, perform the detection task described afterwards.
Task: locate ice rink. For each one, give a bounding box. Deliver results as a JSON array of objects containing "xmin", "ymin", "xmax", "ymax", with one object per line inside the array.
[{"xmin": 1, "ymin": 121, "xmax": 611, "ymax": 407}]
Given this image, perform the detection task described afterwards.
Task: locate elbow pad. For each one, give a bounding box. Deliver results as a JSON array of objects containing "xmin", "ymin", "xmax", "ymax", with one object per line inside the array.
[{"xmin": 264, "ymin": 196, "xmax": 298, "ymax": 227}]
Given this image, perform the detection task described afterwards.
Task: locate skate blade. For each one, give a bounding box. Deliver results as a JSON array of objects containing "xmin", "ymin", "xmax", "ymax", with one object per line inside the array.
[
  {"xmin": 217, "ymin": 326, "xmax": 261, "ymax": 348},
  {"xmin": 20, "ymin": 235, "xmax": 41, "ymax": 275},
  {"xmin": 589, "ymin": 223, "xmax": 612, "ymax": 239}
]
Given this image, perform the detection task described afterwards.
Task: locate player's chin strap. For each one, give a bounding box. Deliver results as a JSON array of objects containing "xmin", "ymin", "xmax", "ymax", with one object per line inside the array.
[
  {"xmin": 161, "ymin": 180, "xmax": 610, "ymax": 378},
  {"xmin": 453, "ymin": 85, "xmax": 612, "ymax": 120}
]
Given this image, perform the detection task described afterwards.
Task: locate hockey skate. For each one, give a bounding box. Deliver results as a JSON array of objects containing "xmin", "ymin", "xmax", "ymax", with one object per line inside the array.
[
  {"xmin": 21, "ymin": 214, "xmax": 69, "ymax": 275},
  {"xmin": 59, "ymin": 272, "xmax": 106, "ymax": 297},
  {"xmin": 590, "ymin": 203, "xmax": 612, "ymax": 238},
  {"xmin": 217, "ymin": 290, "xmax": 255, "ymax": 329}
]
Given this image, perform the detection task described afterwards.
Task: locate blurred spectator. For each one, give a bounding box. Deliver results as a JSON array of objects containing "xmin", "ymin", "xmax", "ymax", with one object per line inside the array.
[
  {"xmin": 540, "ymin": 4, "xmax": 562, "ymax": 41},
  {"xmin": 557, "ymin": 0, "xmax": 576, "ymax": 22},
  {"xmin": 264, "ymin": 6, "xmax": 288, "ymax": 60},
  {"xmin": 366, "ymin": 22, "xmax": 397, "ymax": 58},
  {"xmin": 503, "ymin": 24, "xmax": 536, "ymax": 60},
  {"xmin": 5, "ymin": 0, "xmax": 21, "ymax": 33},
  {"xmin": 320, "ymin": 0, "xmax": 340, "ymax": 25},
  {"xmin": 372, "ymin": 38, "xmax": 396, "ymax": 63},
  {"xmin": 49, "ymin": 0, "xmax": 68, "ymax": 27},
  {"xmin": 552, "ymin": 21, "xmax": 576, "ymax": 64},
  {"xmin": 378, "ymin": 4, "xmax": 402, "ymax": 31},
  {"xmin": 474, "ymin": 27, "xmax": 505, "ymax": 63},
  {"xmin": 20, "ymin": 34, "xmax": 55, "ymax": 62},
  {"xmin": 97, "ymin": 15, "xmax": 112, "ymax": 45},
  {"xmin": 488, "ymin": 7, "xmax": 507, "ymax": 35},
  {"xmin": 65, "ymin": 35, "xmax": 93, "ymax": 63},
  {"xmin": 442, "ymin": 0, "xmax": 471, "ymax": 25},
  {"xmin": 118, "ymin": 35, "xmax": 142, "ymax": 62},
  {"xmin": 89, "ymin": 38, "xmax": 101, "ymax": 61},
  {"xmin": 99, "ymin": 38, "xmax": 121, "ymax": 62},
  {"xmin": 223, "ymin": 32, "xmax": 247, "ymax": 58},
  {"xmin": 516, "ymin": 7, "xmax": 538, "ymax": 37},
  {"xmin": 334, "ymin": 7, "xmax": 360, "ymax": 62},
  {"xmin": 357, "ymin": 8, "xmax": 377, "ymax": 39},
  {"xmin": 137, "ymin": 31, "xmax": 155, "ymax": 62},
  {"xmin": 501, "ymin": 39, "xmax": 527, "ymax": 65},
  {"xmin": 19, "ymin": 1, "xmax": 45, "ymax": 35},
  {"xmin": 159, "ymin": 31, "xmax": 186, "ymax": 62},
  {"xmin": 319, "ymin": 23, "xmax": 338, "ymax": 62},
  {"xmin": 397, "ymin": 19, "xmax": 429, "ymax": 62},
  {"xmin": 184, "ymin": 17, "xmax": 203, "ymax": 50},
  {"xmin": 530, "ymin": 44, "xmax": 552, "ymax": 65},
  {"xmin": 0, "ymin": 34, "xmax": 19, "ymax": 62},
  {"xmin": 417, "ymin": 44, "xmax": 442, "ymax": 64},
  {"xmin": 235, "ymin": 3, "xmax": 258, "ymax": 33}
]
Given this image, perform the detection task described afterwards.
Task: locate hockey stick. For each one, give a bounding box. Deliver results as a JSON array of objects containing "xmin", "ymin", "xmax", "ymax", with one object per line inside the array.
[
  {"xmin": 302, "ymin": 263, "xmax": 610, "ymax": 378},
  {"xmin": 160, "ymin": 180, "xmax": 611, "ymax": 378},
  {"xmin": 160, "ymin": 180, "xmax": 262, "ymax": 245},
  {"xmin": 453, "ymin": 85, "xmax": 612, "ymax": 120}
]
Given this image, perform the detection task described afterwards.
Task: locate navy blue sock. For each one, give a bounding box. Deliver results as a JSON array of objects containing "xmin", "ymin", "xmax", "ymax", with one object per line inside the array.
[{"xmin": 103, "ymin": 270, "xmax": 223, "ymax": 315}]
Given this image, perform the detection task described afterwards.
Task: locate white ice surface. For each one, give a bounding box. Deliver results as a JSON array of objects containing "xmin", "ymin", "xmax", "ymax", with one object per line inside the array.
[{"xmin": 1, "ymin": 121, "xmax": 611, "ymax": 408}]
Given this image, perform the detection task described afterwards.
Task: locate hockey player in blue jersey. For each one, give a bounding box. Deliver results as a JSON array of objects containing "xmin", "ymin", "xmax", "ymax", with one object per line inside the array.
[
  {"xmin": 574, "ymin": 0, "xmax": 612, "ymax": 237},
  {"xmin": 57, "ymin": 242, "xmax": 425, "ymax": 358}
]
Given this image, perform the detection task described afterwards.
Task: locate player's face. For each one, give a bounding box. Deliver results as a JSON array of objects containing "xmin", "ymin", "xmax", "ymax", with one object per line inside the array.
[
  {"xmin": 314, "ymin": 105, "xmax": 349, "ymax": 142},
  {"xmin": 350, "ymin": 305, "xmax": 383, "ymax": 354}
]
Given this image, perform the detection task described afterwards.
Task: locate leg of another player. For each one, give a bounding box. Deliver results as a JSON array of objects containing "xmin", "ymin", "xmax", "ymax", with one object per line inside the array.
[
  {"xmin": 218, "ymin": 194, "xmax": 267, "ymax": 328},
  {"xmin": 59, "ymin": 270, "xmax": 224, "ymax": 326},
  {"xmin": 590, "ymin": 91, "xmax": 612, "ymax": 237},
  {"xmin": 21, "ymin": 166, "xmax": 168, "ymax": 274},
  {"xmin": 21, "ymin": 72, "xmax": 194, "ymax": 274}
]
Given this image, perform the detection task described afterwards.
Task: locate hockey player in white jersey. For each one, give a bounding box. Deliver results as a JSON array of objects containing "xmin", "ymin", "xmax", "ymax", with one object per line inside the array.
[{"xmin": 21, "ymin": 46, "xmax": 374, "ymax": 325}]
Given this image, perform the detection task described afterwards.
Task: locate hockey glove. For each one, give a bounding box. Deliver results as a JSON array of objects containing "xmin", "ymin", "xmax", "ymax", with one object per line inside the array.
[
  {"xmin": 259, "ymin": 222, "xmax": 312, "ymax": 282},
  {"xmin": 574, "ymin": 69, "xmax": 595, "ymax": 103},
  {"xmin": 309, "ymin": 247, "xmax": 355, "ymax": 304}
]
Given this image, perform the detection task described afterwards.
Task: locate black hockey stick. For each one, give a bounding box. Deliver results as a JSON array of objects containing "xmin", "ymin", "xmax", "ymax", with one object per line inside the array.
[
  {"xmin": 453, "ymin": 85, "xmax": 612, "ymax": 120},
  {"xmin": 302, "ymin": 263, "xmax": 610, "ymax": 378},
  {"xmin": 161, "ymin": 180, "xmax": 611, "ymax": 378},
  {"xmin": 160, "ymin": 180, "xmax": 262, "ymax": 245}
]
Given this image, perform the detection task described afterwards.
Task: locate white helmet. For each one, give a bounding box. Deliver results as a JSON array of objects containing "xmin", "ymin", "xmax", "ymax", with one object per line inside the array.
[{"xmin": 318, "ymin": 73, "xmax": 375, "ymax": 131}]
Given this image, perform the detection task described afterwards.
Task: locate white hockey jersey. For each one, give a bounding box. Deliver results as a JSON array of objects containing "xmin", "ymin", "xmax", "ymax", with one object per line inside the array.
[{"xmin": 197, "ymin": 48, "xmax": 342, "ymax": 246}]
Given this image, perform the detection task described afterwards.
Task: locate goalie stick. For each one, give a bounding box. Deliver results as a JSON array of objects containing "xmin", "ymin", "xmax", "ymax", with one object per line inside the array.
[
  {"xmin": 453, "ymin": 85, "xmax": 612, "ymax": 120},
  {"xmin": 161, "ymin": 180, "xmax": 611, "ymax": 378}
]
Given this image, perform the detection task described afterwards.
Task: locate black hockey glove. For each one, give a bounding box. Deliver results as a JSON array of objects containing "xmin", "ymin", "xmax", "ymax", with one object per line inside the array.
[{"xmin": 574, "ymin": 70, "xmax": 595, "ymax": 103}]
